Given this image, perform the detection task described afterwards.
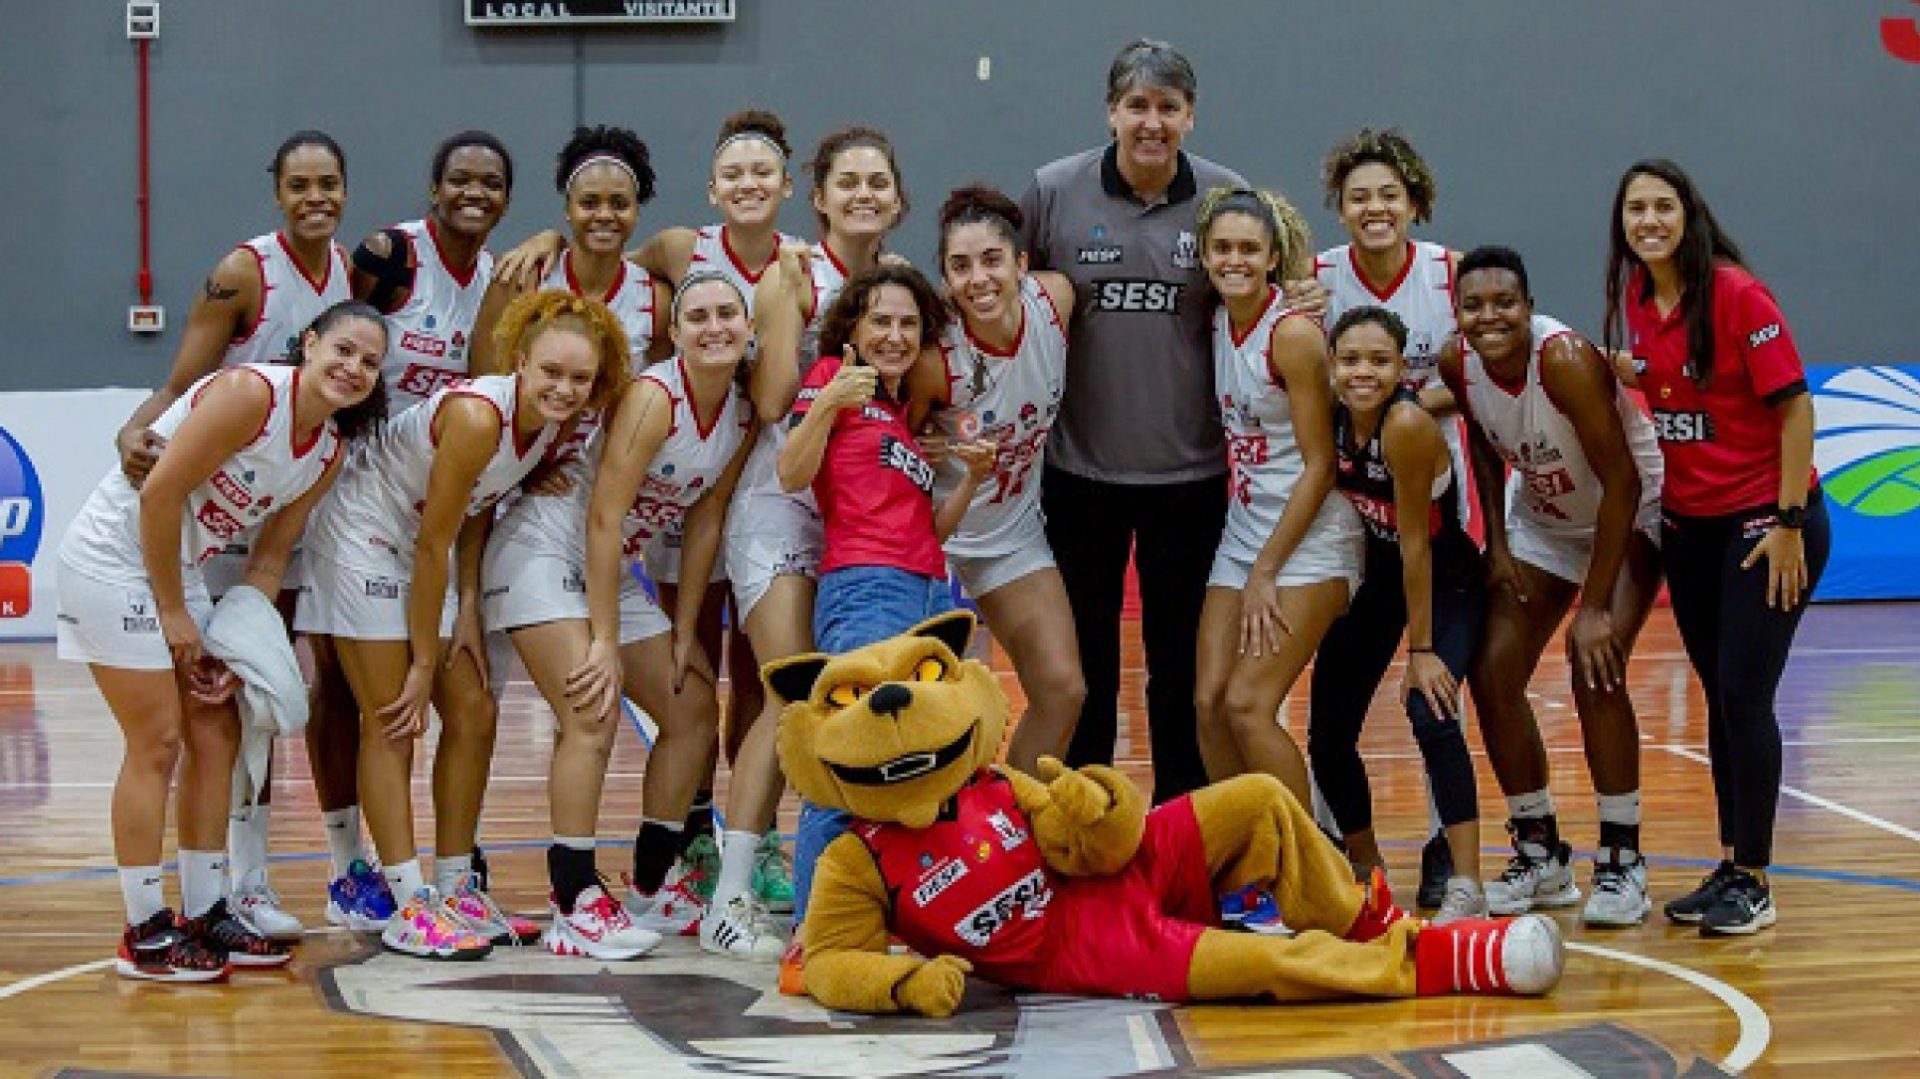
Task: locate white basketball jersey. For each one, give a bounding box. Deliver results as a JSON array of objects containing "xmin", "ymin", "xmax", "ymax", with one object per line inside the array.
[
  {"xmin": 1214, "ymin": 293, "xmax": 1358, "ymax": 557},
  {"xmin": 224, "ymin": 232, "xmax": 352, "ymax": 367},
  {"xmin": 61, "ymin": 364, "xmax": 341, "ymax": 583},
  {"xmin": 1316, "ymin": 240, "xmax": 1455, "ymax": 390},
  {"xmin": 930, "ymin": 275, "xmax": 1068, "ymax": 559},
  {"xmin": 1460, "ymin": 315, "xmax": 1664, "ymax": 532},
  {"xmin": 382, "ymin": 219, "xmax": 493, "ymax": 409},
  {"xmin": 734, "ymin": 243, "xmax": 851, "ymax": 506},
  {"xmin": 542, "ymin": 251, "xmax": 659, "ymax": 374},
  {"xmin": 307, "ymin": 374, "xmax": 558, "ymax": 571},
  {"xmin": 620, "ymin": 359, "xmax": 752, "ymax": 559},
  {"xmin": 688, "ymin": 223, "xmax": 802, "ymax": 317}
]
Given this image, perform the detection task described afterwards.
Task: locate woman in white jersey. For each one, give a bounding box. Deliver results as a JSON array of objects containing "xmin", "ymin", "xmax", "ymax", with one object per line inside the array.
[
  {"xmin": 496, "ymin": 110, "xmax": 806, "ymax": 887},
  {"xmin": 108, "ymin": 130, "xmax": 354, "ymax": 940},
  {"xmin": 298, "ymin": 290, "xmax": 629, "ymax": 960},
  {"xmin": 523, "ymin": 272, "xmax": 755, "ymax": 958},
  {"xmin": 1312, "ymin": 128, "xmax": 1462, "ymax": 907},
  {"xmin": 58, "ymin": 300, "xmax": 387, "ymax": 981},
  {"xmin": 1191, "ymin": 187, "xmax": 1363, "ymax": 804},
  {"xmin": 699, "ymin": 126, "xmax": 912, "ymax": 963},
  {"xmin": 280, "ymin": 131, "xmax": 516, "ymax": 939},
  {"xmin": 907, "ymin": 185, "xmax": 1082, "ymax": 772},
  {"xmin": 1434, "ymin": 247, "xmax": 1664, "ymax": 927}
]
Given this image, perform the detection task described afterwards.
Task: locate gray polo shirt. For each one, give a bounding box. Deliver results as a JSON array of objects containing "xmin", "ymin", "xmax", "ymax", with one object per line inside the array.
[{"xmin": 1020, "ymin": 144, "xmax": 1245, "ymax": 484}]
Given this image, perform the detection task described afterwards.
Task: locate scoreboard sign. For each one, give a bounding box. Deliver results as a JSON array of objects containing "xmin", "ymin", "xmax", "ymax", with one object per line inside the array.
[{"xmin": 466, "ymin": 0, "xmax": 735, "ymax": 26}]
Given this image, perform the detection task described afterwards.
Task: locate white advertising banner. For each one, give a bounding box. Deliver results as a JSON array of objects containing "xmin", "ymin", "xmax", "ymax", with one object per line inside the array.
[{"xmin": 0, "ymin": 389, "xmax": 148, "ymax": 639}]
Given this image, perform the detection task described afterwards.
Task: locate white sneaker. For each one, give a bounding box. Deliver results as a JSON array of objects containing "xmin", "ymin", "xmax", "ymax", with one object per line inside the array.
[
  {"xmin": 381, "ymin": 887, "xmax": 492, "ymax": 961},
  {"xmin": 701, "ymin": 894, "xmax": 787, "ymax": 959},
  {"xmin": 1433, "ymin": 876, "xmax": 1490, "ymax": 926},
  {"xmin": 1486, "ymin": 840, "xmax": 1581, "ymax": 915},
  {"xmin": 1581, "ymin": 849, "xmax": 1653, "ymax": 927},
  {"xmin": 544, "ymin": 884, "xmax": 661, "ymax": 960},
  {"xmin": 230, "ymin": 868, "xmax": 305, "ymax": 942},
  {"xmin": 624, "ymin": 862, "xmax": 708, "ymax": 937}
]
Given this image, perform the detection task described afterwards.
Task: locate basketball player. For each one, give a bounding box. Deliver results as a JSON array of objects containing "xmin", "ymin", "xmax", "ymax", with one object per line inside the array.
[
  {"xmin": 59, "ymin": 301, "xmax": 387, "ymax": 980},
  {"xmin": 297, "ymin": 290, "xmax": 628, "ymax": 959},
  {"xmin": 1192, "ymin": 187, "xmax": 1363, "ymax": 808},
  {"xmin": 1310, "ymin": 306, "xmax": 1488, "ymax": 924},
  {"xmin": 111, "ymin": 130, "xmax": 353, "ymax": 940},
  {"xmin": 912, "ymin": 184, "xmax": 1081, "ymax": 773},
  {"xmin": 1313, "ymin": 128, "xmax": 1462, "ymax": 907},
  {"xmin": 297, "ymin": 130, "xmax": 515, "ymax": 936}
]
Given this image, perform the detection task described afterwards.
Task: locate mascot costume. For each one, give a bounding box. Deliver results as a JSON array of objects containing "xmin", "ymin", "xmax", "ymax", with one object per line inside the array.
[{"xmin": 770, "ymin": 612, "xmax": 1564, "ymax": 1017}]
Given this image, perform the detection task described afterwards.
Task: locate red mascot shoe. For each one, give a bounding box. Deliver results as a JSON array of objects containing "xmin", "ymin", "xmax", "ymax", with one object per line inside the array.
[{"xmin": 1414, "ymin": 914, "xmax": 1564, "ymax": 996}]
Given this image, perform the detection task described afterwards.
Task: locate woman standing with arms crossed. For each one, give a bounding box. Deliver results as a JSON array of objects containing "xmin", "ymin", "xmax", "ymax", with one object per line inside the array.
[
  {"xmin": 1309, "ymin": 306, "xmax": 1488, "ymax": 924},
  {"xmin": 913, "ymin": 184, "xmax": 1082, "ymax": 772},
  {"xmin": 298, "ymin": 290, "xmax": 626, "ymax": 959},
  {"xmin": 1605, "ymin": 159, "xmax": 1828, "ymax": 936},
  {"xmin": 698, "ymin": 127, "xmax": 914, "ymax": 958},
  {"xmin": 59, "ymin": 301, "xmax": 387, "ymax": 979},
  {"xmin": 1191, "ymin": 187, "xmax": 1362, "ymax": 805}
]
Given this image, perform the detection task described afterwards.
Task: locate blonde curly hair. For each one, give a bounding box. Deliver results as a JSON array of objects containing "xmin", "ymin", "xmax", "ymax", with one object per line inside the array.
[
  {"xmin": 1195, "ymin": 185, "xmax": 1314, "ymax": 282},
  {"xmin": 488, "ymin": 288, "xmax": 633, "ymax": 412}
]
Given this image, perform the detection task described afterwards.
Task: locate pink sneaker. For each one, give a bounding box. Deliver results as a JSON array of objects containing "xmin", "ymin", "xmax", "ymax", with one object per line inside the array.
[
  {"xmin": 382, "ymin": 887, "xmax": 492, "ymax": 961},
  {"xmin": 444, "ymin": 872, "xmax": 539, "ymax": 945}
]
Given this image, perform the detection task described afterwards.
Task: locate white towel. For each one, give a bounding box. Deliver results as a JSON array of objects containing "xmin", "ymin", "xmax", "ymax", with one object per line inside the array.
[{"xmin": 203, "ymin": 584, "xmax": 309, "ymax": 811}]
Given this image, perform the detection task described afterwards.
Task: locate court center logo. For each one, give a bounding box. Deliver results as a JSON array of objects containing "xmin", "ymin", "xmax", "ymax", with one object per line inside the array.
[
  {"xmin": 0, "ymin": 426, "xmax": 44, "ymax": 618},
  {"xmin": 1811, "ymin": 366, "xmax": 1920, "ymax": 516},
  {"xmin": 319, "ymin": 946, "xmax": 1732, "ymax": 1079}
]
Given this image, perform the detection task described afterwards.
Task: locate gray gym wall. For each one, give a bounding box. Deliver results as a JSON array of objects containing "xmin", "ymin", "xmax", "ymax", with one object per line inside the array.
[{"xmin": 6, "ymin": 1, "xmax": 1915, "ymax": 391}]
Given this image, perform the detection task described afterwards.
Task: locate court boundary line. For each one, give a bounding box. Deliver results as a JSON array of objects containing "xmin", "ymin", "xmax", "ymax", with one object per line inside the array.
[{"xmin": 1566, "ymin": 941, "xmax": 1770, "ymax": 1074}]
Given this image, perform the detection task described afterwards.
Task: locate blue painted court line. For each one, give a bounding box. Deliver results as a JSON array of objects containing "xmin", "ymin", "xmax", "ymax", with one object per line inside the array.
[{"xmin": 0, "ymin": 842, "xmax": 1912, "ymax": 894}]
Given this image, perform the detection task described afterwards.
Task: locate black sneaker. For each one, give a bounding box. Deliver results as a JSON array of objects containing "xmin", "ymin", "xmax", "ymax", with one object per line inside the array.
[
  {"xmin": 184, "ymin": 899, "xmax": 294, "ymax": 968},
  {"xmin": 1417, "ymin": 832, "xmax": 1454, "ymax": 910},
  {"xmin": 1664, "ymin": 860, "xmax": 1739, "ymax": 925},
  {"xmin": 114, "ymin": 908, "xmax": 230, "ymax": 983},
  {"xmin": 1700, "ymin": 871, "xmax": 1775, "ymax": 936}
]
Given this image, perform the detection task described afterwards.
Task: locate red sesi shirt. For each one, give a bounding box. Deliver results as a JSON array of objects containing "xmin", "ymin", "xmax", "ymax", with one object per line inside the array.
[
  {"xmin": 793, "ymin": 356, "xmax": 949, "ymax": 577},
  {"xmin": 1627, "ymin": 263, "xmax": 1817, "ymax": 516}
]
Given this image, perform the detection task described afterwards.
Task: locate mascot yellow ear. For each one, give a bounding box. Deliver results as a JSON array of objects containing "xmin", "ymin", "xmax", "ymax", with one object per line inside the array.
[
  {"xmin": 912, "ymin": 610, "xmax": 976, "ymax": 659},
  {"xmin": 764, "ymin": 653, "xmax": 830, "ymax": 707}
]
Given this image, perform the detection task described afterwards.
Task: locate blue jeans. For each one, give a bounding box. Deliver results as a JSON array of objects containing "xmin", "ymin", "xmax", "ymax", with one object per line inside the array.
[{"xmin": 794, "ymin": 565, "xmax": 956, "ymax": 926}]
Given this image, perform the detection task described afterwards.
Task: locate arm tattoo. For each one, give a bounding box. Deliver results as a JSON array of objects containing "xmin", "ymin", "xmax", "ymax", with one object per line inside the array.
[{"xmin": 203, "ymin": 277, "xmax": 239, "ymax": 302}]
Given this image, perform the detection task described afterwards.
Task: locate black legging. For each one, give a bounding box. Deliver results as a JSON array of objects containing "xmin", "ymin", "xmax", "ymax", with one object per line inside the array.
[
  {"xmin": 1308, "ymin": 541, "xmax": 1486, "ymax": 836},
  {"xmin": 1662, "ymin": 493, "xmax": 1831, "ymax": 868},
  {"xmin": 1043, "ymin": 466, "xmax": 1226, "ymax": 804}
]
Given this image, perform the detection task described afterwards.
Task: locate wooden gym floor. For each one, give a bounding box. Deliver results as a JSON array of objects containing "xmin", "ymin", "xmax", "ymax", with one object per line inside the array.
[{"xmin": 1, "ymin": 603, "xmax": 1917, "ymax": 1078}]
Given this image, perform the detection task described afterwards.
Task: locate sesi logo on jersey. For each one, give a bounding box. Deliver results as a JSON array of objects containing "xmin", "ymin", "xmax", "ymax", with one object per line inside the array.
[
  {"xmin": 1652, "ymin": 409, "xmax": 1715, "ymax": 443},
  {"xmin": 1091, "ymin": 279, "xmax": 1183, "ymax": 313},
  {"xmin": 954, "ymin": 867, "xmax": 1051, "ymax": 948},
  {"xmin": 0, "ymin": 426, "xmax": 42, "ymax": 618}
]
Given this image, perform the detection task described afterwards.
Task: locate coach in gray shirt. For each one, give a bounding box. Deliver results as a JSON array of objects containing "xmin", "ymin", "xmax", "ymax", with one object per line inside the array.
[{"xmin": 1019, "ymin": 39, "xmax": 1243, "ymax": 802}]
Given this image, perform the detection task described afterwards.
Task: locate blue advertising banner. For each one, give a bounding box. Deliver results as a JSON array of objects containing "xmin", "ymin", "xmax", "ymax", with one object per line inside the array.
[{"xmin": 1810, "ymin": 365, "xmax": 1920, "ymax": 600}]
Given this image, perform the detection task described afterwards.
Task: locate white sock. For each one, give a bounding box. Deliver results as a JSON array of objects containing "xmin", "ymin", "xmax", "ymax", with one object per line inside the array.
[
  {"xmin": 179, "ymin": 850, "xmax": 229, "ymax": 918},
  {"xmin": 1507, "ymin": 788, "xmax": 1557, "ymax": 820},
  {"xmin": 323, "ymin": 806, "xmax": 366, "ymax": 879},
  {"xmin": 1596, "ymin": 791, "xmax": 1642, "ymax": 826},
  {"xmin": 384, "ymin": 858, "xmax": 426, "ymax": 900},
  {"xmin": 228, "ymin": 802, "xmax": 271, "ymax": 887},
  {"xmin": 713, "ymin": 830, "xmax": 759, "ymax": 908},
  {"xmin": 119, "ymin": 865, "xmax": 166, "ymax": 925},
  {"xmin": 435, "ymin": 853, "xmax": 474, "ymax": 895},
  {"xmin": 554, "ymin": 835, "xmax": 595, "ymax": 850}
]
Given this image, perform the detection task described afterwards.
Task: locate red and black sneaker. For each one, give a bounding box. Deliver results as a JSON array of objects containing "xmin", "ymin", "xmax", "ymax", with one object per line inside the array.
[
  {"xmin": 183, "ymin": 899, "xmax": 295, "ymax": 969},
  {"xmin": 115, "ymin": 909, "xmax": 230, "ymax": 983},
  {"xmin": 1413, "ymin": 914, "xmax": 1564, "ymax": 997},
  {"xmin": 1344, "ymin": 865, "xmax": 1411, "ymax": 943}
]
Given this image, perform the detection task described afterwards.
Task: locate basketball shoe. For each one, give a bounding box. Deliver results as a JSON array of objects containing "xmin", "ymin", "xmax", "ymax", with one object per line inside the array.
[
  {"xmin": 1581, "ymin": 848, "xmax": 1652, "ymax": 927},
  {"xmin": 544, "ymin": 884, "xmax": 661, "ymax": 960},
  {"xmin": 1485, "ymin": 826, "xmax": 1581, "ymax": 915},
  {"xmin": 625, "ymin": 857, "xmax": 709, "ymax": 937},
  {"xmin": 1700, "ymin": 870, "xmax": 1775, "ymax": 936},
  {"xmin": 326, "ymin": 858, "xmax": 398, "ymax": 932},
  {"xmin": 181, "ymin": 899, "xmax": 294, "ymax": 968},
  {"xmin": 231, "ymin": 866, "xmax": 305, "ymax": 942},
  {"xmin": 753, "ymin": 832, "xmax": 795, "ymax": 914},
  {"xmin": 702, "ymin": 893, "xmax": 788, "ymax": 959},
  {"xmin": 1664, "ymin": 860, "xmax": 1740, "ymax": 925},
  {"xmin": 114, "ymin": 909, "xmax": 230, "ymax": 983},
  {"xmin": 444, "ymin": 871, "xmax": 540, "ymax": 945},
  {"xmin": 382, "ymin": 886, "xmax": 492, "ymax": 960}
]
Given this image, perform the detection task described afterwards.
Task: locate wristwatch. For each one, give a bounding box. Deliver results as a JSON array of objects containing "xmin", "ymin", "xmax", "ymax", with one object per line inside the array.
[{"xmin": 1775, "ymin": 504, "xmax": 1807, "ymax": 529}]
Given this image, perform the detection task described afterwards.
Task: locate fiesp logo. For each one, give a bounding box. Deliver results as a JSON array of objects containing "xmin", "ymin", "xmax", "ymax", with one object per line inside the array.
[
  {"xmin": 1812, "ymin": 366, "xmax": 1920, "ymax": 516},
  {"xmin": 0, "ymin": 426, "xmax": 44, "ymax": 618}
]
